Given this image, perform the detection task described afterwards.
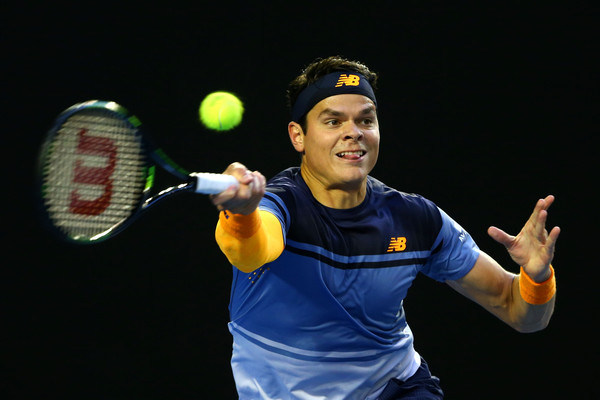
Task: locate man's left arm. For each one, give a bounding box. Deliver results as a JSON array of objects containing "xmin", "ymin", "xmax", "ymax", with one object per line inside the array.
[{"xmin": 447, "ymin": 195, "xmax": 559, "ymax": 332}]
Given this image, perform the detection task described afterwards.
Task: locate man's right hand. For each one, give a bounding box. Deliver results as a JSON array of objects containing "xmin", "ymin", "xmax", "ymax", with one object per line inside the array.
[{"xmin": 210, "ymin": 162, "xmax": 266, "ymax": 215}]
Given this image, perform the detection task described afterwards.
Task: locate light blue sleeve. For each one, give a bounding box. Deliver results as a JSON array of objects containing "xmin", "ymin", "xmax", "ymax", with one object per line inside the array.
[
  {"xmin": 259, "ymin": 191, "xmax": 290, "ymax": 242},
  {"xmin": 420, "ymin": 207, "xmax": 480, "ymax": 282}
]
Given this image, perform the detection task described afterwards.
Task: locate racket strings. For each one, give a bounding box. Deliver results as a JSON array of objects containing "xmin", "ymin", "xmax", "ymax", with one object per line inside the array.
[{"xmin": 42, "ymin": 109, "xmax": 147, "ymax": 241}]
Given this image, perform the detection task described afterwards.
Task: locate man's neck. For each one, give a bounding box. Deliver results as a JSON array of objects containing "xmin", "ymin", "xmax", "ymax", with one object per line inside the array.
[{"xmin": 300, "ymin": 166, "xmax": 367, "ymax": 209}]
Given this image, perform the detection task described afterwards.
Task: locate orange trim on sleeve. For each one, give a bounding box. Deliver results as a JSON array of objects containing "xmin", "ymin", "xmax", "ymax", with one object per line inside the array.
[
  {"xmin": 219, "ymin": 209, "xmax": 262, "ymax": 239},
  {"xmin": 215, "ymin": 210, "xmax": 284, "ymax": 272},
  {"xmin": 519, "ymin": 265, "xmax": 556, "ymax": 305}
]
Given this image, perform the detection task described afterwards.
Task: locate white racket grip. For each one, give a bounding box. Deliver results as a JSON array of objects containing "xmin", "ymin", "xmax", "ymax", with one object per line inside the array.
[{"xmin": 191, "ymin": 172, "xmax": 239, "ymax": 194}]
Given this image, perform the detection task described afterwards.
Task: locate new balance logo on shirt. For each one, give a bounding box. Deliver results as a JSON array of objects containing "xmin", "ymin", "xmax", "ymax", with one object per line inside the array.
[{"xmin": 387, "ymin": 237, "xmax": 407, "ymax": 252}]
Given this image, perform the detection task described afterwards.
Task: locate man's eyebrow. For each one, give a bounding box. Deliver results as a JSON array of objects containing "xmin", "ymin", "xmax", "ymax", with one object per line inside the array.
[
  {"xmin": 318, "ymin": 108, "xmax": 344, "ymax": 118},
  {"xmin": 359, "ymin": 105, "xmax": 377, "ymax": 115},
  {"xmin": 318, "ymin": 106, "xmax": 376, "ymax": 118}
]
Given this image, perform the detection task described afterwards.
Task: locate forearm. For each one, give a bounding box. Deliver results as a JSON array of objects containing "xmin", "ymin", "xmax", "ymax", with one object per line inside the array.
[
  {"xmin": 507, "ymin": 267, "xmax": 556, "ymax": 333},
  {"xmin": 449, "ymin": 252, "xmax": 556, "ymax": 333},
  {"xmin": 215, "ymin": 209, "xmax": 284, "ymax": 272}
]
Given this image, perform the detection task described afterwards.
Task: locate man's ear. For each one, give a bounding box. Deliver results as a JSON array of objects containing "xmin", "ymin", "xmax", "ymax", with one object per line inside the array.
[{"xmin": 288, "ymin": 122, "xmax": 305, "ymax": 153}]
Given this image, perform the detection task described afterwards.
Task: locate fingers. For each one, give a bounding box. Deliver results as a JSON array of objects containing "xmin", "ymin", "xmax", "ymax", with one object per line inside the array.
[
  {"xmin": 210, "ymin": 184, "xmax": 240, "ymax": 208},
  {"xmin": 489, "ymin": 195, "xmax": 559, "ymax": 247},
  {"xmin": 487, "ymin": 226, "xmax": 515, "ymax": 248},
  {"xmin": 236, "ymin": 170, "xmax": 266, "ymax": 200},
  {"xmin": 543, "ymin": 194, "xmax": 555, "ymax": 208},
  {"xmin": 529, "ymin": 195, "xmax": 557, "ymax": 242},
  {"xmin": 530, "ymin": 195, "xmax": 554, "ymax": 218},
  {"xmin": 223, "ymin": 162, "xmax": 254, "ymax": 183},
  {"xmin": 544, "ymin": 226, "xmax": 561, "ymax": 256},
  {"xmin": 210, "ymin": 162, "xmax": 266, "ymax": 214}
]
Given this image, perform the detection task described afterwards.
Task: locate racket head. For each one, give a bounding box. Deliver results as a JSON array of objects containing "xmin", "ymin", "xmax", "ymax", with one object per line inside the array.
[{"xmin": 36, "ymin": 100, "xmax": 155, "ymax": 244}]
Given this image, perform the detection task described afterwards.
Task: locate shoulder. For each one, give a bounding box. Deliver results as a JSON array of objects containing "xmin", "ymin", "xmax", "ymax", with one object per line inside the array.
[
  {"xmin": 266, "ymin": 167, "xmax": 303, "ymax": 191},
  {"xmin": 259, "ymin": 168, "xmax": 308, "ymax": 227},
  {"xmin": 263, "ymin": 167, "xmax": 313, "ymax": 205},
  {"xmin": 367, "ymin": 176, "xmax": 441, "ymax": 221}
]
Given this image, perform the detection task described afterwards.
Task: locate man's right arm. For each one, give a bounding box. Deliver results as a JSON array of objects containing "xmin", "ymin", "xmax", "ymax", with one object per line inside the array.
[
  {"xmin": 215, "ymin": 209, "xmax": 284, "ymax": 272},
  {"xmin": 210, "ymin": 162, "xmax": 283, "ymax": 272}
]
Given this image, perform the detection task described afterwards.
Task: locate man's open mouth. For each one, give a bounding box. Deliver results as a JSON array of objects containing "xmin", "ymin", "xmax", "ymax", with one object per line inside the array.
[{"xmin": 336, "ymin": 151, "xmax": 366, "ymax": 159}]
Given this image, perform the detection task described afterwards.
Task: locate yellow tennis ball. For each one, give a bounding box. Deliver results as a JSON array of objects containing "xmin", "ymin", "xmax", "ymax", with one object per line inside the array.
[{"xmin": 199, "ymin": 91, "xmax": 244, "ymax": 131}]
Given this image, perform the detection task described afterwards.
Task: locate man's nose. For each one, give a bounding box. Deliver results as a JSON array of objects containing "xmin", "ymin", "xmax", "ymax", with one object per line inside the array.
[{"xmin": 343, "ymin": 122, "xmax": 363, "ymax": 141}]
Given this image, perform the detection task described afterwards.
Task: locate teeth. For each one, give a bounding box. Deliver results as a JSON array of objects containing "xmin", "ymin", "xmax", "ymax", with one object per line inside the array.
[{"xmin": 337, "ymin": 151, "xmax": 365, "ymax": 157}]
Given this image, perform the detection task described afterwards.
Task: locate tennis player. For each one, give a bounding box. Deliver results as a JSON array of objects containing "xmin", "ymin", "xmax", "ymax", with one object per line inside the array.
[{"xmin": 211, "ymin": 56, "xmax": 559, "ymax": 399}]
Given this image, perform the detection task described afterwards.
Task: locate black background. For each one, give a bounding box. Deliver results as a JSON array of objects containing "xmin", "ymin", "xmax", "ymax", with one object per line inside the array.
[{"xmin": 3, "ymin": 2, "xmax": 597, "ymax": 399}]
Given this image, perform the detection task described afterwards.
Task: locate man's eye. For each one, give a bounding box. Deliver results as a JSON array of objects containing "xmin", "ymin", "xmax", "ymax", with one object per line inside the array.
[{"xmin": 362, "ymin": 118, "xmax": 374, "ymax": 126}]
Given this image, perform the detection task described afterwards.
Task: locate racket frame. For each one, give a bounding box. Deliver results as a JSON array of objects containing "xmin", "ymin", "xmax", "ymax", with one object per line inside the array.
[{"xmin": 36, "ymin": 100, "xmax": 198, "ymax": 244}]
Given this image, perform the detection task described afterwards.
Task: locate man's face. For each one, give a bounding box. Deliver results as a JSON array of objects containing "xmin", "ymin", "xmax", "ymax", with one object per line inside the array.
[{"xmin": 292, "ymin": 94, "xmax": 380, "ymax": 192}]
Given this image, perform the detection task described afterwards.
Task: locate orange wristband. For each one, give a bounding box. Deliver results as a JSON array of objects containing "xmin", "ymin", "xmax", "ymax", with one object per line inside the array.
[
  {"xmin": 519, "ymin": 265, "xmax": 556, "ymax": 305},
  {"xmin": 219, "ymin": 209, "xmax": 261, "ymax": 239}
]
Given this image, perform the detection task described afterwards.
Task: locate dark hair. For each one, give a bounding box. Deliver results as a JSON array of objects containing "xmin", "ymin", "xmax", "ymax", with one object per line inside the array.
[{"xmin": 286, "ymin": 56, "xmax": 378, "ymax": 130}]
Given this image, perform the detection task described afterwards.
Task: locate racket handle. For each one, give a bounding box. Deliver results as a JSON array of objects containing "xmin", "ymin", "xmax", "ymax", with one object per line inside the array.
[{"xmin": 190, "ymin": 172, "xmax": 239, "ymax": 194}]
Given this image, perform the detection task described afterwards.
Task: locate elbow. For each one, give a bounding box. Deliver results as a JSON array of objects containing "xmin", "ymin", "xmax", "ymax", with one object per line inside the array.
[
  {"xmin": 513, "ymin": 323, "xmax": 547, "ymax": 334},
  {"xmin": 216, "ymin": 231, "xmax": 266, "ymax": 273},
  {"xmin": 233, "ymin": 261, "xmax": 263, "ymax": 273},
  {"xmin": 510, "ymin": 316, "xmax": 552, "ymax": 333},
  {"xmin": 221, "ymin": 248, "xmax": 264, "ymax": 273},
  {"xmin": 215, "ymin": 211, "xmax": 283, "ymax": 274}
]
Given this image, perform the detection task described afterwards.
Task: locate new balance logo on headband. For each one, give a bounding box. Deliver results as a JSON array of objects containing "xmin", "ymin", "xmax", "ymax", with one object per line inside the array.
[
  {"xmin": 291, "ymin": 72, "xmax": 376, "ymax": 122},
  {"xmin": 335, "ymin": 74, "xmax": 361, "ymax": 87}
]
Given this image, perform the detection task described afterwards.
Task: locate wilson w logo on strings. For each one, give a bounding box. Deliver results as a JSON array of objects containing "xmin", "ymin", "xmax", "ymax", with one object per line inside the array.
[{"xmin": 69, "ymin": 128, "xmax": 116, "ymax": 216}]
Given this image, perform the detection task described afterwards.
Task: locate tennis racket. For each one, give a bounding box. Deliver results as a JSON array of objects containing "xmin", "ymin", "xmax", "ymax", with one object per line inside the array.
[{"xmin": 36, "ymin": 100, "xmax": 239, "ymax": 244}]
